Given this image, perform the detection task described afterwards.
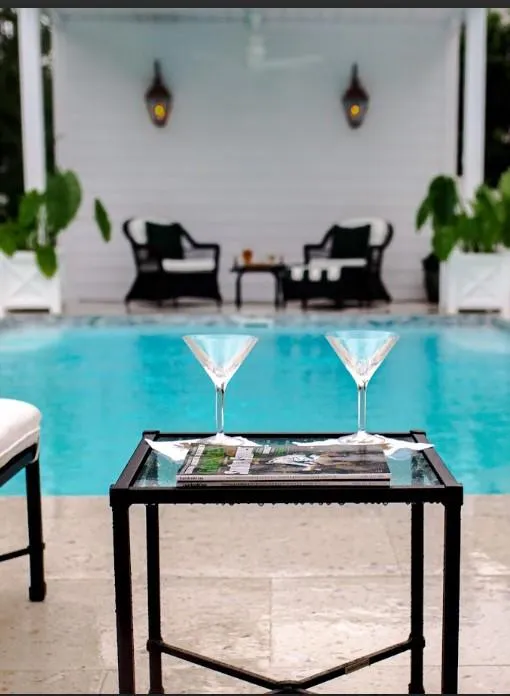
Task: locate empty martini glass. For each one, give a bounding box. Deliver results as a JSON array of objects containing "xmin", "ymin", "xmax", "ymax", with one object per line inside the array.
[
  {"xmin": 183, "ymin": 333, "xmax": 258, "ymax": 446},
  {"xmin": 326, "ymin": 329, "xmax": 399, "ymax": 445}
]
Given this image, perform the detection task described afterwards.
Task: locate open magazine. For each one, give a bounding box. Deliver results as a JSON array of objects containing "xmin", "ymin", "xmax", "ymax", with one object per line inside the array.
[{"xmin": 177, "ymin": 442, "xmax": 390, "ymax": 484}]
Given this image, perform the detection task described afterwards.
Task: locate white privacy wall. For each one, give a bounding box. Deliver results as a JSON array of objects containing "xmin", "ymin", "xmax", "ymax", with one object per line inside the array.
[{"xmin": 52, "ymin": 16, "xmax": 459, "ymax": 304}]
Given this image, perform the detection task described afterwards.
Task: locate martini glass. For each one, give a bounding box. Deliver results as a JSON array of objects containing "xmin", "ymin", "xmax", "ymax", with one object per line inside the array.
[
  {"xmin": 326, "ymin": 330, "xmax": 399, "ymax": 445},
  {"xmin": 183, "ymin": 333, "xmax": 258, "ymax": 445}
]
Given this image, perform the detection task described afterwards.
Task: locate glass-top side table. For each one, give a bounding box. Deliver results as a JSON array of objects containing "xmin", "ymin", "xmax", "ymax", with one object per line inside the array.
[
  {"xmin": 110, "ymin": 431, "xmax": 463, "ymax": 695},
  {"xmin": 230, "ymin": 263, "xmax": 287, "ymax": 310},
  {"xmin": 133, "ymin": 434, "xmax": 443, "ymax": 491}
]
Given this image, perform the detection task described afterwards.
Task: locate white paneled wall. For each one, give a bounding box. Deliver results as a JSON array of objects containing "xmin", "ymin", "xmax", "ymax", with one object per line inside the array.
[{"xmin": 52, "ymin": 16, "xmax": 459, "ymax": 304}]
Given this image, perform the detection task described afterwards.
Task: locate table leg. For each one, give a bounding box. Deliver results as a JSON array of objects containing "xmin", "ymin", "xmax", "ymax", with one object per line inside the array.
[
  {"xmin": 146, "ymin": 504, "xmax": 164, "ymax": 694},
  {"xmin": 441, "ymin": 502, "xmax": 462, "ymax": 695},
  {"xmin": 25, "ymin": 457, "xmax": 46, "ymax": 602},
  {"xmin": 409, "ymin": 502, "xmax": 425, "ymax": 694},
  {"xmin": 301, "ymin": 273, "xmax": 308, "ymax": 311},
  {"xmin": 235, "ymin": 272, "xmax": 242, "ymax": 310},
  {"xmin": 274, "ymin": 272, "xmax": 281, "ymax": 309},
  {"xmin": 112, "ymin": 504, "xmax": 136, "ymax": 694}
]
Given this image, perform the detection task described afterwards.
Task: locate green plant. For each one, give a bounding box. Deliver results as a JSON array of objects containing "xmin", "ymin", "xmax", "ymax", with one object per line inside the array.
[
  {"xmin": 0, "ymin": 169, "xmax": 111, "ymax": 277},
  {"xmin": 416, "ymin": 170, "xmax": 510, "ymax": 261}
]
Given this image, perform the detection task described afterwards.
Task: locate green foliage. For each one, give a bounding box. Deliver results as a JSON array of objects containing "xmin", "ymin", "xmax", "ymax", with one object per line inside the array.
[
  {"xmin": 416, "ymin": 170, "xmax": 510, "ymax": 261},
  {"xmin": 458, "ymin": 10, "xmax": 510, "ymax": 184},
  {"xmin": 94, "ymin": 198, "xmax": 111, "ymax": 242},
  {"xmin": 0, "ymin": 169, "xmax": 112, "ymax": 278},
  {"xmin": 485, "ymin": 10, "xmax": 510, "ymax": 185},
  {"xmin": 35, "ymin": 244, "xmax": 57, "ymax": 277},
  {"xmin": 0, "ymin": 8, "xmax": 54, "ymax": 218}
]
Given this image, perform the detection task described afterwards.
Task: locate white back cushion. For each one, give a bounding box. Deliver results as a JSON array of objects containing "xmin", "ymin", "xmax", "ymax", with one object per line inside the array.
[
  {"xmin": 339, "ymin": 218, "xmax": 389, "ymax": 246},
  {"xmin": 126, "ymin": 218, "xmax": 173, "ymax": 245}
]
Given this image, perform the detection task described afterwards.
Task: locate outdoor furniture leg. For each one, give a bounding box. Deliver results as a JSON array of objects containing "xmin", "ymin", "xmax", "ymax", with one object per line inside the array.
[
  {"xmin": 409, "ymin": 502, "xmax": 425, "ymax": 694},
  {"xmin": 25, "ymin": 457, "xmax": 46, "ymax": 602},
  {"xmin": 146, "ymin": 504, "xmax": 164, "ymax": 694},
  {"xmin": 235, "ymin": 272, "xmax": 242, "ymax": 310},
  {"xmin": 274, "ymin": 272, "xmax": 281, "ymax": 309},
  {"xmin": 113, "ymin": 504, "xmax": 136, "ymax": 695},
  {"xmin": 441, "ymin": 502, "xmax": 462, "ymax": 695}
]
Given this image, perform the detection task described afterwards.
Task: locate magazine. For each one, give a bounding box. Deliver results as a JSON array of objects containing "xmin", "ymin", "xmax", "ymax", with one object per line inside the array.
[{"xmin": 177, "ymin": 443, "xmax": 390, "ymax": 484}]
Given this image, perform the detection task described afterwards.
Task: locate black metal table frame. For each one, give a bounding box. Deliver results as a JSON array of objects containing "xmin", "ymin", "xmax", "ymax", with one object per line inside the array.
[
  {"xmin": 0, "ymin": 445, "xmax": 46, "ymax": 602},
  {"xmin": 110, "ymin": 430, "xmax": 463, "ymax": 695},
  {"xmin": 231, "ymin": 265, "xmax": 287, "ymax": 310}
]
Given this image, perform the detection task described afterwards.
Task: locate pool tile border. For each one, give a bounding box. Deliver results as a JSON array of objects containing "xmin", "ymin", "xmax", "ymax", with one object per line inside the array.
[{"xmin": 0, "ymin": 311, "xmax": 509, "ymax": 332}]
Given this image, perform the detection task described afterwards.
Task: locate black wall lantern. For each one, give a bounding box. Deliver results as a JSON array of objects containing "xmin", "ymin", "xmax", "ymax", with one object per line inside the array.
[
  {"xmin": 342, "ymin": 63, "xmax": 369, "ymax": 129},
  {"xmin": 145, "ymin": 61, "xmax": 172, "ymax": 128}
]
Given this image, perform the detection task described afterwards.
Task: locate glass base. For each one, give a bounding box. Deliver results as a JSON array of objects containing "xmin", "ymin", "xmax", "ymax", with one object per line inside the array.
[
  {"xmin": 336, "ymin": 431, "xmax": 387, "ymax": 446},
  {"xmin": 200, "ymin": 433, "xmax": 259, "ymax": 447}
]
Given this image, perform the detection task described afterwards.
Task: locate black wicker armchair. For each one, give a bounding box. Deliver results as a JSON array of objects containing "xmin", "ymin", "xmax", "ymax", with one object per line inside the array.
[
  {"xmin": 123, "ymin": 219, "xmax": 222, "ymax": 308},
  {"xmin": 282, "ymin": 218, "xmax": 394, "ymax": 309}
]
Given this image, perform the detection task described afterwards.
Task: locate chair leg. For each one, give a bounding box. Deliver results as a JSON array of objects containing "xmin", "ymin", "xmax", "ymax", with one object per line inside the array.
[{"xmin": 25, "ymin": 458, "xmax": 46, "ymax": 602}]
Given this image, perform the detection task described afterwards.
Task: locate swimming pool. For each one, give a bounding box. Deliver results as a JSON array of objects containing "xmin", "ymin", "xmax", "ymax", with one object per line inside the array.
[{"xmin": 0, "ymin": 314, "xmax": 509, "ymax": 495}]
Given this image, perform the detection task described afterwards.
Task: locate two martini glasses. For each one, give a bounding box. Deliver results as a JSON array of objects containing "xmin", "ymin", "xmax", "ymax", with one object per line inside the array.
[{"xmin": 183, "ymin": 329, "xmax": 398, "ymax": 446}]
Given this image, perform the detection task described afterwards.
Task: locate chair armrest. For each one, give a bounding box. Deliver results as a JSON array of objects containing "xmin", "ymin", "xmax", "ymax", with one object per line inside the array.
[
  {"xmin": 185, "ymin": 241, "xmax": 220, "ymax": 266},
  {"xmin": 367, "ymin": 245, "xmax": 384, "ymax": 273},
  {"xmin": 304, "ymin": 243, "xmax": 329, "ymax": 264}
]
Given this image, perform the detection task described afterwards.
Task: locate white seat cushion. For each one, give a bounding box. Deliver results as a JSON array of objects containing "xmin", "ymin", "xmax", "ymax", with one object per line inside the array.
[
  {"xmin": 0, "ymin": 399, "xmax": 41, "ymax": 469},
  {"xmin": 161, "ymin": 258, "xmax": 215, "ymax": 273},
  {"xmin": 290, "ymin": 258, "xmax": 366, "ymax": 282}
]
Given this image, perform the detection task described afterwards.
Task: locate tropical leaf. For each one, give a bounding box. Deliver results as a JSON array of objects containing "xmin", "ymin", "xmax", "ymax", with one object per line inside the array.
[
  {"xmin": 498, "ymin": 169, "xmax": 510, "ymax": 201},
  {"xmin": 0, "ymin": 220, "xmax": 21, "ymax": 255},
  {"xmin": 35, "ymin": 244, "xmax": 58, "ymax": 278},
  {"xmin": 415, "ymin": 197, "xmax": 430, "ymax": 230},
  {"xmin": 432, "ymin": 223, "xmax": 458, "ymax": 261},
  {"xmin": 45, "ymin": 169, "xmax": 82, "ymax": 233},
  {"xmin": 94, "ymin": 198, "xmax": 111, "ymax": 242},
  {"xmin": 61, "ymin": 170, "xmax": 82, "ymax": 222},
  {"xmin": 18, "ymin": 190, "xmax": 43, "ymax": 231},
  {"xmin": 428, "ymin": 175, "xmax": 459, "ymax": 227}
]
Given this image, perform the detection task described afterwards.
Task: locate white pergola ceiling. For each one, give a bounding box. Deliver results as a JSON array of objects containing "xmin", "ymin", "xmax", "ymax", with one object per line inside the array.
[{"xmin": 52, "ymin": 8, "xmax": 466, "ymax": 24}]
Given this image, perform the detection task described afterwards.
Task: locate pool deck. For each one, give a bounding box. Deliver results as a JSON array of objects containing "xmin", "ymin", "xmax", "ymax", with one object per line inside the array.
[
  {"xmin": 1, "ymin": 302, "xmax": 508, "ymax": 693},
  {"xmin": 0, "ymin": 494, "xmax": 509, "ymax": 694},
  {"xmin": 65, "ymin": 298, "xmax": 438, "ymax": 317}
]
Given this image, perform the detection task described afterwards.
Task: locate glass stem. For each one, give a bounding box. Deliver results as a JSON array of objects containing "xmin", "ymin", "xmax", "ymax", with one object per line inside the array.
[
  {"xmin": 357, "ymin": 383, "xmax": 367, "ymax": 434},
  {"xmin": 215, "ymin": 385, "xmax": 225, "ymax": 435}
]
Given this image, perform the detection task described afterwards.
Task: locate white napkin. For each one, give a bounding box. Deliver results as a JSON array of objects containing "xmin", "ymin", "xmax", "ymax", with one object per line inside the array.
[
  {"xmin": 293, "ymin": 435, "xmax": 433, "ymax": 459},
  {"xmin": 146, "ymin": 434, "xmax": 259, "ymax": 463}
]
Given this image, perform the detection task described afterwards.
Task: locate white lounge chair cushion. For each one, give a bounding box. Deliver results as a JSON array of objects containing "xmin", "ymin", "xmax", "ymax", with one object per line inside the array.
[
  {"xmin": 290, "ymin": 258, "xmax": 366, "ymax": 282},
  {"xmin": 339, "ymin": 217, "xmax": 388, "ymax": 246},
  {"xmin": 0, "ymin": 399, "xmax": 41, "ymax": 469},
  {"xmin": 161, "ymin": 258, "xmax": 216, "ymax": 273},
  {"xmin": 127, "ymin": 218, "xmax": 170, "ymax": 245}
]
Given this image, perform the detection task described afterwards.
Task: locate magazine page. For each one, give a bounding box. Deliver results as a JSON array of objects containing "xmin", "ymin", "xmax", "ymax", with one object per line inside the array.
[{"xmin": 179, "ymin": 443, "xmax": 389, "ymax": 481}]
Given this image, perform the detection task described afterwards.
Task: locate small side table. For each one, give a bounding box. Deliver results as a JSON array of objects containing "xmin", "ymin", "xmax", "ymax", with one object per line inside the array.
[
  {"xmin": 110, "ymin": 430, "xmax": 463, "ymax": 696},
  {"xmin": 230, "ymin": 263, "xmax": 287, "ymax": 310}
]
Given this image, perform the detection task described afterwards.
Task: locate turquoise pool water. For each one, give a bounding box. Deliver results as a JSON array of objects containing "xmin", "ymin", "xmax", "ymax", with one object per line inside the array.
[{"xmin": 0, "ymin": 315, "xmax": 509, "ymax": 495}]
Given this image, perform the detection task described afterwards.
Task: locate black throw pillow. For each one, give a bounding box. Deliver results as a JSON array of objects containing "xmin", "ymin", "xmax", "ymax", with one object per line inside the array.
[
  {"xmin": 146, "ymin": 222, "xmax": 184, "ymax": 259},
  {"xmin": 329, "ymin": 224, "xmax": 371, "ymax": 259}
]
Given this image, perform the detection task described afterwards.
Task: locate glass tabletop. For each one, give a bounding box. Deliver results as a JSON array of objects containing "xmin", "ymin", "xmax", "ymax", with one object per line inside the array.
[{"xmin": 132, "ymin": 435, "xmax": 442, "ymax": 490}]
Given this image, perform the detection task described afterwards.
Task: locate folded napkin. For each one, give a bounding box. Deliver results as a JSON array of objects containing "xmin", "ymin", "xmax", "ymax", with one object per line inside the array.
[
  {"xmin": 146, "ymin": 434, "xmax": 259, "ymax": 463},
  {"xmin": 293, "ymin": 435, "xmax": 433, "ymax": 459}
]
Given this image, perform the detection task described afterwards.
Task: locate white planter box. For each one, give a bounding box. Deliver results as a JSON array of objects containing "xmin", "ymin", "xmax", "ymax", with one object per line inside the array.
[
  {"xmin": 440, "ymin": 250, "xmax": 510, "ymax": 318},
  {"xmin": 0, "ymin": 251, "xmax": 62, "ymax": 317}
]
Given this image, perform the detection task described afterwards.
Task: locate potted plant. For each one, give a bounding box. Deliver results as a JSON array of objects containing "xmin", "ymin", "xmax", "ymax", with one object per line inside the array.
[
  {"xmin": 416, "ymin": 171, "xmax": 510, "ymax": 316},
  {"xmin": 422, "ymin": 252, "xmax": 440, "ymax": 304},
  {"xmin": 0, "ymin": 169, "xmax": 111, "ymax": 316}
]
